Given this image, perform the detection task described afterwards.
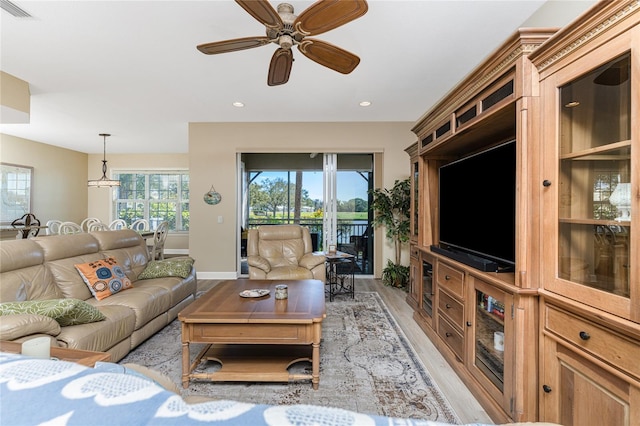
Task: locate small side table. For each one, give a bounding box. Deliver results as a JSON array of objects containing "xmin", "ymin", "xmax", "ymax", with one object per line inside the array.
[
  {"xmin": 0, "ymin": 341, "xmax": 111, "ymax": 367},
  {"xmin": 324, "ymin": 251, "xmax": 355, "ymax": 301}
]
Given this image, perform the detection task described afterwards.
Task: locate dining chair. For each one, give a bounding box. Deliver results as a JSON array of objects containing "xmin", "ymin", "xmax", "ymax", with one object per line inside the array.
[
  {"xmin": 10, "ymin": 213, "xmax": 41, "ymax": 239},
  {"xmin": 88, "ymin": 221, "xmax": 109, "ymax": 231},
  {"xmin": 45, "ymin": 220, "xmax": 62, "ymax": 235},
  {"xmin": 109, "ymin": 219, "xmax": 127, "ymax": 230},
  {"xmin": 80, "ymin": 217, "xmax": 101, "ymax": 233},
  {"xmin": 148, "ymin": 221, "xmax": 169, "ymax": 261},
  {"xmin": 58, "ymin": 221, "xmax": 84, "ymax": 234},
  {"xmin": 130, "ymin": 219, "xmax": 150, "ymax": 232}
]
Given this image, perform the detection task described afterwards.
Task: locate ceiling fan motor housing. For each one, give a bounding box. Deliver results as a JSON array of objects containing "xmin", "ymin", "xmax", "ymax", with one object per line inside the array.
[{"xmin": 268, "ymin": 3, "xmax": 298, "ymax": 49}]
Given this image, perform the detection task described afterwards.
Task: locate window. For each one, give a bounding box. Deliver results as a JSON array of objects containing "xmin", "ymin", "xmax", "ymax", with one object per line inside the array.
[
  {"xmin": 113, "ymin": 171, "xmax": 189, "ymax": 231},
  {"xmin": 1, "ymin": 163, "xmax": 33, "ymax": 225},
  {"xmin": 593, "ymin": 167, "xmax": 622, "ymax": 220}
]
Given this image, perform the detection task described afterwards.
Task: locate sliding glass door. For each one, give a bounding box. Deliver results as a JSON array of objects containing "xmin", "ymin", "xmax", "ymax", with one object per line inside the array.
[{"xmin": 239, "ymin": 152, "xmax": 373, "ymax": 275}]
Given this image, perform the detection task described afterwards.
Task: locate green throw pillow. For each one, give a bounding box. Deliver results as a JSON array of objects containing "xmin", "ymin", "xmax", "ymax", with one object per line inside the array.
[
  {"xmin": 0, "ymin": 299, "xmax": 106, "ymax": 327},
  {"xmin": 138, "ymin": 257, "xmax": 195, "ymax": 280}
]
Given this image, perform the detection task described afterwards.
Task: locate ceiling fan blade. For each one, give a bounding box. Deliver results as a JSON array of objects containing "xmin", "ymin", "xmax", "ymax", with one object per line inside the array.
[
  {"xmin": 267, "ymin": 48, "xmax": 293, "ymax": 86},
  {"xmin": 197, "ymin": 36, "xmax": 272, "ymax": 55},
  {"xmin": 298, "ymin": 39, "xmax": 360, "ymax": 74},
  {"xmin": 295, "ymin": 0, "xmax": 368, "ymax": 36},
  {"xmin": 235, "ymin": 0, "xmax": 282, "ymax": 30}
]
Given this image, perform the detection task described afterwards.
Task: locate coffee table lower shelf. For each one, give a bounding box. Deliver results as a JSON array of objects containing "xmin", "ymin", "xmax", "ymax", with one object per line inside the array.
[{"xmin": 185, "ymin": 343, "xmax": 313, "ymax": 386}]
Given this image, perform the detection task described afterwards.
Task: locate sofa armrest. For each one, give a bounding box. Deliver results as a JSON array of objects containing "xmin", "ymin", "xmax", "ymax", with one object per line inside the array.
[
  {"xmin": 0, "ymin": 314, "xmax": 61, "ymax": 341},
  {"xmin": 247, "ymin": 256, "xmax": 271, "ymax": 273},
  {"xmin": 299, "ymin": 252, "xmax": 326, "ymax": 270}
]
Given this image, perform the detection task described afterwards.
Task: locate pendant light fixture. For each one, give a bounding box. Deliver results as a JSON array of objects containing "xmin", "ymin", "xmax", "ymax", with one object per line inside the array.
[{"xmin": 88, "ymin": 133, "xmax": 120, "ymax": 188}]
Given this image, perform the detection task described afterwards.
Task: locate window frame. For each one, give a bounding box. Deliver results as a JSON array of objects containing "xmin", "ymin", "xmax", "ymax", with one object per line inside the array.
[
  {"xmin": 112, "ymin": 169, "xmax": 189, "ymax": 232},
  {"xmin": 1, "ymin": 163, "xmax": 33, "ymax": 225}
]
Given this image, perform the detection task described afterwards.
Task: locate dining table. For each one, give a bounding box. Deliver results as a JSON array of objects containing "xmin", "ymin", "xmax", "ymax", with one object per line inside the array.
[{"xmin": 0, "ymin": 225, "xmax": 48, "ymax": 239}]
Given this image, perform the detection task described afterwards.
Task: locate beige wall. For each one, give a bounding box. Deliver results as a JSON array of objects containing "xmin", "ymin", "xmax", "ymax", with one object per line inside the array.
[
  {"xmin": 1, "ymin": 122, "xmax": 416, "ymax": 277},
  {"xmin": 0, "ymin": 133, "xmax": 87, "ymax": 239},
  {"xmin": 188, "ymin": 122, "xmax": 415, "ymax": 279},
  {"xmin": 0, "ymin": 72, "xmax": 30, "ymax": 123}
]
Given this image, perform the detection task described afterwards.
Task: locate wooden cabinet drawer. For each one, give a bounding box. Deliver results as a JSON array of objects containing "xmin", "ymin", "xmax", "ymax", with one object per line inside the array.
[
  {"xmin": 437, "ymin": 315, "xmax": 464, "ymax": 361},
  {"xmin": 437, "ymin": 262, "xmax": 464, "ymax": 298},
  {"xmin": 410, "ymin": 245, "xmax": 420, "ymax": 259},
  {"xmin": 544, "ymin": 305, "xmax": 640, "ymax": 379},
  {"xmin": 438, "ymin": 290, "xmax": 464, "ymax": 328}
]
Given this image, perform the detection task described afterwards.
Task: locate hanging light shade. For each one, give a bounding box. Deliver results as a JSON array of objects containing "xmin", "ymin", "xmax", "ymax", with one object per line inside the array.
[{"xmin": 88, "ymin": 133, "xmax": 120, "ymax": 188}]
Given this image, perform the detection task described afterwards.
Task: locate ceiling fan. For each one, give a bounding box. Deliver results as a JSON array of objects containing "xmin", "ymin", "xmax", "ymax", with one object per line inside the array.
[{"xmin": 197, "ymin": 0, "xmax": 368, "ymax": 86}]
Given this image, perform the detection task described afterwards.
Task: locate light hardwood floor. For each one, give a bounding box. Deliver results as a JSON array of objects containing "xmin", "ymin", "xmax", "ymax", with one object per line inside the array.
[{"xmin": 197, "ymin": 278, "xmax": 494, "ymax": 424}]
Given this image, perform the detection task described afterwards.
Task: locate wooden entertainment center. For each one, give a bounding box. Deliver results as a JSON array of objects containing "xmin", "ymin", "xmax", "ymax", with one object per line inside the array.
[{"xmin": 406, "ymin": 2, "xmax": 639, "ymax": 424}]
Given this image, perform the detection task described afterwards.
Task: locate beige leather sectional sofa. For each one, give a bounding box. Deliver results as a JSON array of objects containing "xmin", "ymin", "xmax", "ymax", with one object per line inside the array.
[{"xmin": 0, "ymin": 229, "xmax": 196, "ymax": 361}]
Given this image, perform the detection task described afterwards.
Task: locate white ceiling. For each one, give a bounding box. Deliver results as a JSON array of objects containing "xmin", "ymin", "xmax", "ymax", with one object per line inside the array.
[{"xmin": 0, "ymin": 0, "xmax": 596, "ymax": 154}]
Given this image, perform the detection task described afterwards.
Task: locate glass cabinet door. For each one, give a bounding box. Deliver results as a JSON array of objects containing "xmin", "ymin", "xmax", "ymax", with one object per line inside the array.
[
  {"xmin": 542, "ymin": 41, "xmax": 637, "ymax": 321},
  {"xmin": 422, "ymin": 259, "xmax": 434, "ymax": 319},
  {"xmin": 474, "ymin": 288, "xmax": 506, "ymax": 391},
  {"xmin": 558, "ymin": 52, "xmax": 631, "ymax": 297},
  {"xmin": 469, "ymin": 278, "xmax": 513, "ymax": 412}
]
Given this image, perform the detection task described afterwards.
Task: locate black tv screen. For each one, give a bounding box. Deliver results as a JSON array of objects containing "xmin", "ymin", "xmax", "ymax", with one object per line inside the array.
[{"xmin": 437, "ymin": 140, "xmax": 516, "ymax": 269}]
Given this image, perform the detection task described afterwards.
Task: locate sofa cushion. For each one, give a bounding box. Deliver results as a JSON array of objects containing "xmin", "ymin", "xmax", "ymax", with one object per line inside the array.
[
  {"xmin": 0, "ymin": 239, "xmax": 64, "ymax": 303},
  {"xmin": 138, "ymin": 257, "xmax": 194, "ymax": 280},
  {"xmin": 75, "ymin": 258, "xmax": 133, "ymax": 301},
  {"xmin": 135, "ymin": 274, "xmax": 197, "ymax": 307},
  {"xmin": 0, "ymin": 299, "xmax": 105, "ymax": 326},
  {"xmin": 91, "ymin": 229, "xmax": 150, "ymax": 279},
  {"xmin": 0, "ymin": 314, "xmax": 61, "ymax": 340},
  {"xmin": 46, "ymin": 255, "xmax": 105, "ymax": 300},
  {"xmin": 92, "ymin": 285, "xmax": 172, "ymax": 330},
  {"xmin": 54, "ymin": 304, "xmax": 136, "ymax": 352}
]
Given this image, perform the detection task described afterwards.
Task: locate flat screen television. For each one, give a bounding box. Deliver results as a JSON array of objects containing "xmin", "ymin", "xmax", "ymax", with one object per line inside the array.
[{"xmin": 432, "ymin": 140, "xmax": 516, "ymax": 272}]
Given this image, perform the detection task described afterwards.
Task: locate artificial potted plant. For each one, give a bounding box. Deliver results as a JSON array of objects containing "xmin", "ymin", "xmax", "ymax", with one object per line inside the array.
[{"xmin": 369, "ymin": 178, "xmax": 411, "ymax": 288}]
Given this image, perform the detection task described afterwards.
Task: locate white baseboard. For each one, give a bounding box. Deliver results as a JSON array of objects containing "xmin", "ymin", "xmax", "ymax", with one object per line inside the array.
[
  {"xmin": 164, "ymin": 249, "xmax": 189, "ymax": 255},
  {"xmin": 196, "ymin": 271, "xmax": 241, "ymax": 280}
]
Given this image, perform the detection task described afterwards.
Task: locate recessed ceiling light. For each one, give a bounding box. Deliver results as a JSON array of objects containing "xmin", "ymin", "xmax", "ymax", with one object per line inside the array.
[
  {"xmin": 359, "ymin": 101, "xmax": 371, "ymax": 107},
  {"xmin": 232, "ymin": 101, "xmax": 245, "ymax": 108}
]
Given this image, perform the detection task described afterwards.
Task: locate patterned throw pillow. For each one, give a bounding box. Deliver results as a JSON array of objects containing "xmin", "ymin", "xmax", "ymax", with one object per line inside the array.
[
  {"xmin": 0, "ymin": 299, "xmax": 106, "ymax": 326},
  {"xmin": 75, "ymin": 258, "xmax": 133, "ymax": 300},
  {"xmin": 137, "ymin": 257, "xmax": 195, "ymax": 280}
]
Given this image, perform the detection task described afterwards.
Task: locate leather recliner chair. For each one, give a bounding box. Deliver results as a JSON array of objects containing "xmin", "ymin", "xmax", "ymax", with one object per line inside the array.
[{"xmin": 247, "ymin": 225, "xmax": 326, "ymax": 281}]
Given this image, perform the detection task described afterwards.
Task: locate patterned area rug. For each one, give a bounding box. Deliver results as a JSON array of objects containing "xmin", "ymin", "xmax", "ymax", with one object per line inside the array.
[{"xmin": 120, "ymin": 292, "xmax": 460, "ymax": 423}]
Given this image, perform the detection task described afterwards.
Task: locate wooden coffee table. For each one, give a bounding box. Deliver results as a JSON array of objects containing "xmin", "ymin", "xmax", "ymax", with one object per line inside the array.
[
  {"xmin": 0, "ymin": 341, "xmax": 111, "ymax": 367},
  {"xmin": 178, "ymin": 279, "xmax": 326, "ymax": 389}
]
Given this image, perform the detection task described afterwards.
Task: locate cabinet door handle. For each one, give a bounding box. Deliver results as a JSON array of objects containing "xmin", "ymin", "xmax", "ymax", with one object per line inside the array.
[
  {"xmin": 579, "ymin": 331, "xmax": 591, "ymax": 340},
  {"xmin": 445, "ymin": 304, "xmax": 451, "ymax": 309},
  {"xmin": 445, "ymin": 275, "xmax": 451, "ymax": 280},
  {"xmin": 445, "ymin": 332, "xmax": 452, "ymax": 337},
  {"xmin": 542, "ymin": 385, "xmax": 552, "ymax": 393},
  {"xmin": 466, "ymin": 321, "xmax": 472, "ymax": 327},
  {"xmin": 543, "ymin": 180, "xmax": 552, "ymax": 187}
]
